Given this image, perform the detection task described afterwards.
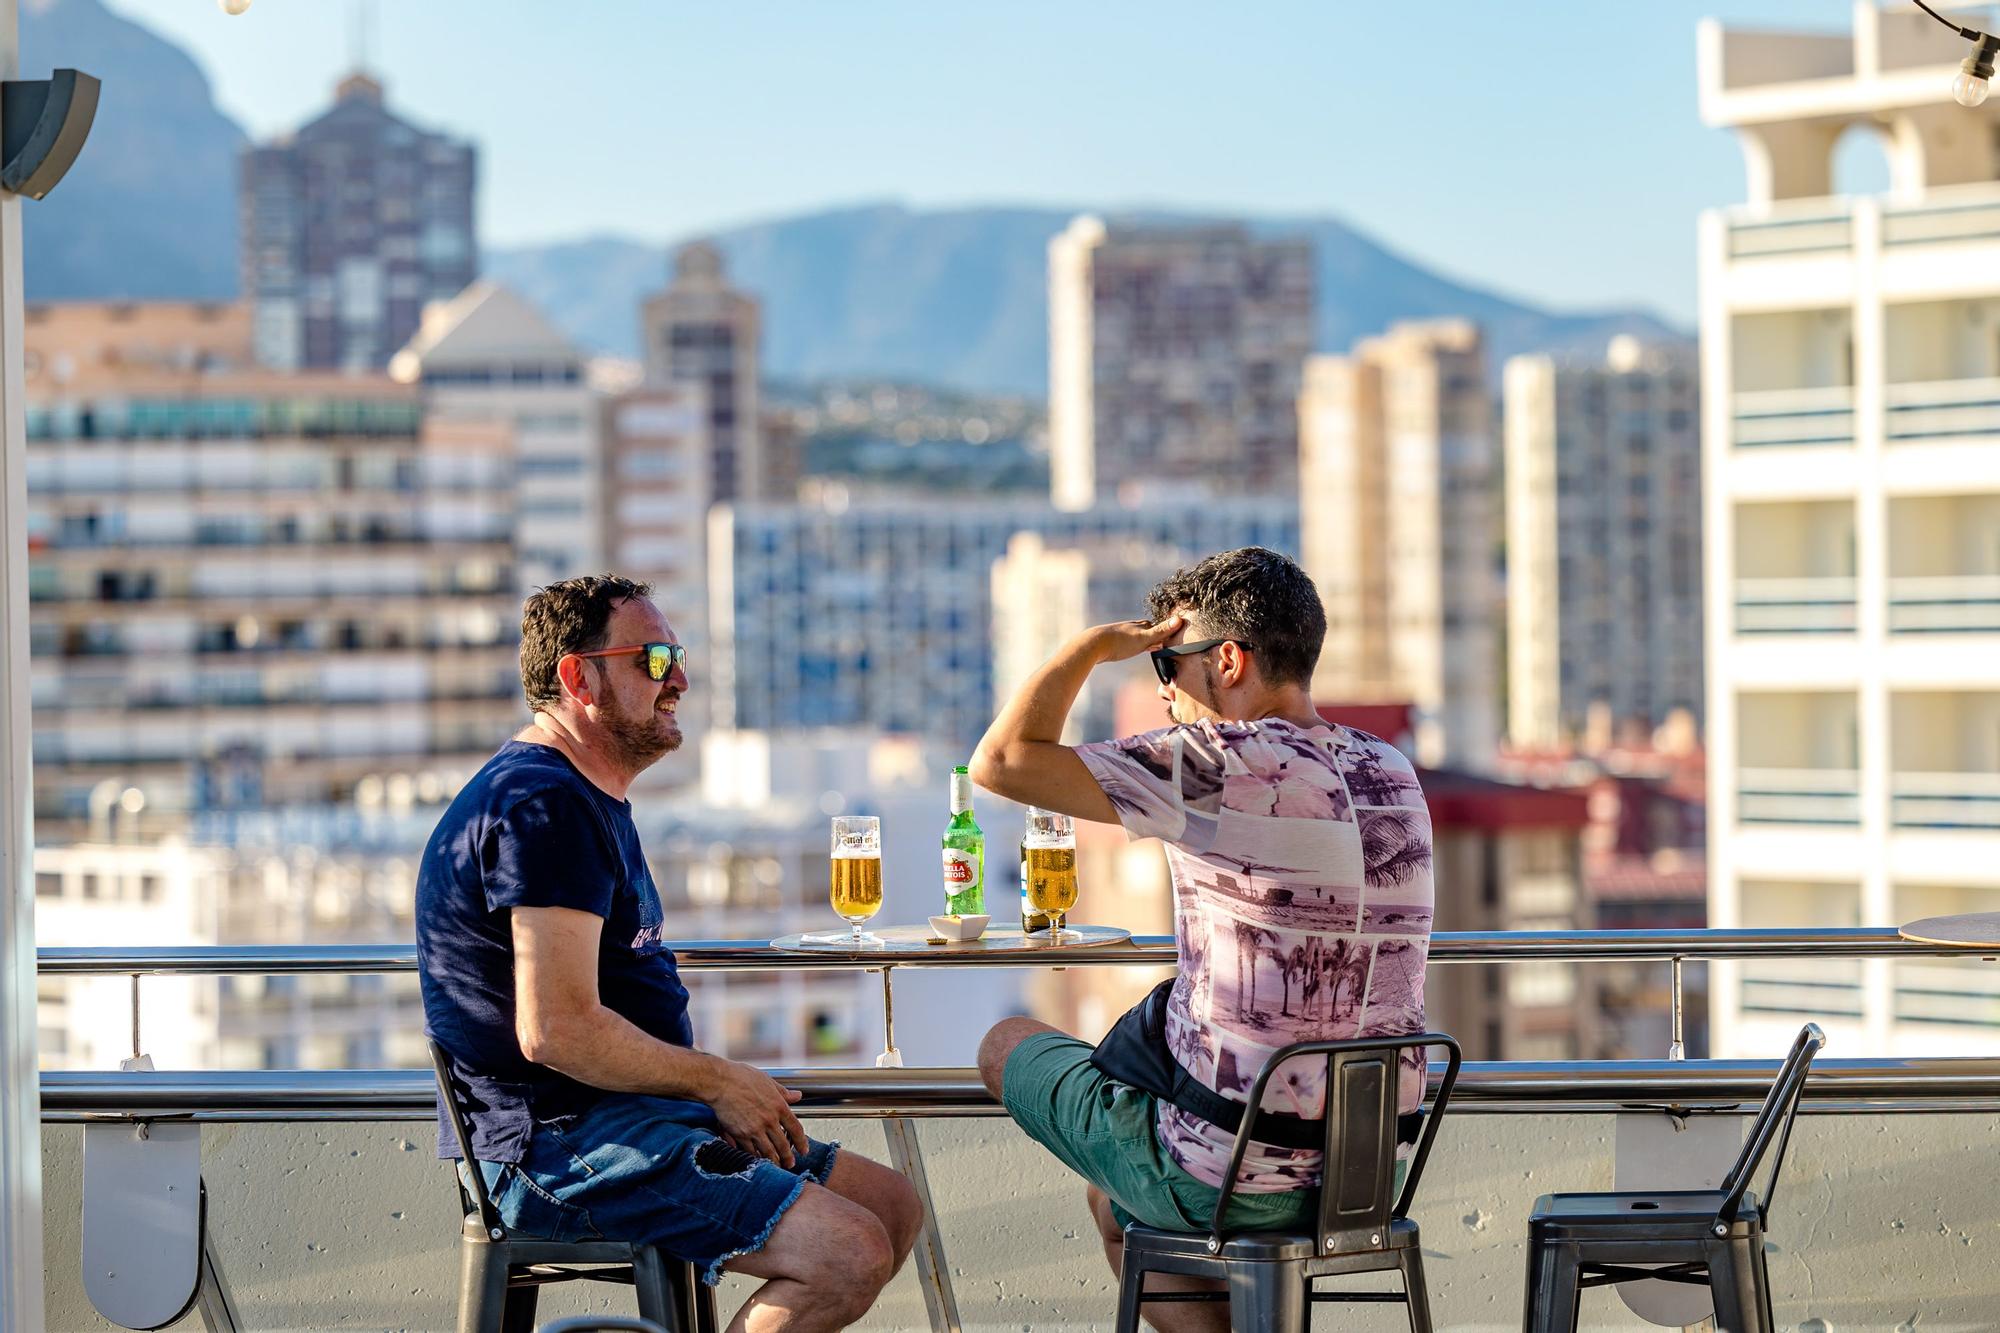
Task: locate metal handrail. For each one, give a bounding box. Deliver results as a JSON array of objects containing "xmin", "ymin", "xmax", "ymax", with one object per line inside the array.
[
  {"xmin": 32, "ymin": 928, "xmax": 1986, "ymax": 976},
  {"xmin": 39, "ymin": 1056, "xmax": 2000, "ymax": 1123}
]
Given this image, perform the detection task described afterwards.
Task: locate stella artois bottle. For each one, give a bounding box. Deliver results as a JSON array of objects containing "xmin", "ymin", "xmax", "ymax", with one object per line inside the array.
[{"xmin": 941, "ymin": 765, "xmax": 985, "ymax": 916}]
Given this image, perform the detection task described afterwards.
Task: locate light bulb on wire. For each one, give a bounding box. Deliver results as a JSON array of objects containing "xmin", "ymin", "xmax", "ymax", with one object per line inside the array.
[
  {"xmin": 217, "ymin": 0, "xmax": 252, "ymax": 14},
  {"xmin": 1914, "ymin": 1, "xmax": 2000, "ymax": 106}
]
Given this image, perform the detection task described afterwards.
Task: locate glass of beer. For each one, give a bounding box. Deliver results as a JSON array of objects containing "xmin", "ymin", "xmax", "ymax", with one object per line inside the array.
[
  {"xmin": 829, "ymin": 815, "xmax": 885, "ymax": 948},
  {"xmin": 1023, "ymin": 807, "xmax": 1080, "ymax": 943}
]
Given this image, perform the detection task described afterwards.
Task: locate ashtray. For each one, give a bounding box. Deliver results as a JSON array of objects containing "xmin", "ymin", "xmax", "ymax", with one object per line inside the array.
[{"xmin": 927, "ymin": 913, "xmax": 990, "ymax": 943}]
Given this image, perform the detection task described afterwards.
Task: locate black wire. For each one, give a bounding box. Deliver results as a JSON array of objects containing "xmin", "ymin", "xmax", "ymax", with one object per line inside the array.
[{"xmin": 1912, "ymin": 0, "xmax": 1981, "ymax": 41}]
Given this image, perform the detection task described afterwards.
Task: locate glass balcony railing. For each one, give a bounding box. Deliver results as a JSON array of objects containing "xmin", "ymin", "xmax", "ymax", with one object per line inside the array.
[
  {"xmin": 1883, "ymin": 186, "xmax": 2000, "ymax": 247},
  {"xmin": 1734, "ymin": 577, "xmax": 1857, "ymax": 633},
  {"xmin": 1737, "ymin": 767, "xmax": 1862, "ymax": 826},
  {"xmin": 1885, "ymin": 377, "xmax": 2000, "ymax": 442},
  {"xmin": 1731, "ymin": 386, "xmax": 1854, "ymax": 447},
  {"xmin": 30, "ymin": 934, "xmax": 2000, "ymax": 1330},
  {"xmin": 1888, "ymin": 575, "xmax": 2000, "ymax": 633},
  {"xmin": 1891, "ymin": 771, "xmax": 2000, "ymax": 831},
  {"xmin": 1725, "ymin": 200, "xmax": 1853, "ymax": 258}
]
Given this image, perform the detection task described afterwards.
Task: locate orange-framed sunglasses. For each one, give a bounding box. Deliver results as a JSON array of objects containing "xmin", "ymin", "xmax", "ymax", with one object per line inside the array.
[{"xmin": 567, "ymin": 642, "xmax": 688, "ymax": 682}]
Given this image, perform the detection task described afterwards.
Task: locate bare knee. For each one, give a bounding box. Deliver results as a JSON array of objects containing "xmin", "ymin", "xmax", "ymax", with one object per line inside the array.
[
  {"xmin": 882, "ymin": 1169, "xmax": 923, "ymax": 1256},
  {"xmin": 1087, "ymin": 1185, "xmax": 1124, "ymax": 1245},
  {"xmin": 977, "ymin": 1016, "xmax": 1055, "ymax": 1098},
  {"xmin": 806, "ymin": 1212, "xmax": 896, "ymax": 1318}
]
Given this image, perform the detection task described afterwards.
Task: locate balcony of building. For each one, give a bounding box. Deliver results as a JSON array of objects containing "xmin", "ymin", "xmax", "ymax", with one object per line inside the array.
[
  {"xmin": 1888, "ymin": 493, "xmax": 2000, "ymax": 645},
  {"xmin": 1731, "ymin": 497, "xmax": 1857, "ymax": 646},
  {"xmin": 32, "ymin": 935, "xmax": 2000, "ymax": 1330},
  {"xmin": 1734, "ymin": 689, "xmax": 1861, "ymax": 828},
  {"xmin": 1890, "ymin": 690, "xmax": 2000, "ymax": 846},
  {"xmin": 1726, "ymin": 311, "xmax": 1855, "ymax": 490}
]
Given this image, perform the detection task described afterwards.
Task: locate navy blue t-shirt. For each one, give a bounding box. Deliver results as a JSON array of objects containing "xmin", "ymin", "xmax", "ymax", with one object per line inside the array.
[{"xmin": 417, "ymin": 740, "xmax": 694, "ymax": 1162}]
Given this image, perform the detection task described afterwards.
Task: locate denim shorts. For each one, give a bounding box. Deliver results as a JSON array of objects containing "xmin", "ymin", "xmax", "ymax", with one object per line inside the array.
[{"xmin": 470, "ymin": 1093, "xmax": 840, "ymax": 1286}]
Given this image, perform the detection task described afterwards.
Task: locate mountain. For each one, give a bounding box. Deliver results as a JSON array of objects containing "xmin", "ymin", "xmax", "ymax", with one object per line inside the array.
[
  {"xmin": 20, "ymin": 0, "xmax": 245, "ymax": 300},
  {"xmin": 13, "ymin": 0, "xmax": 1682, "ymax": 392},
  {"xmin": 490, "ymin": 203, "xmax": 1686, "ymax": 396}
]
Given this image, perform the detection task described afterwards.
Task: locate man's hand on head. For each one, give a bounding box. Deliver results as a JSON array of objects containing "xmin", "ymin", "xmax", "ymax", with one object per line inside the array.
[
  {"xmin": 1082, "ymin": 613, "xmax": 1184, "ymax": 664},
  {"xmin": 704, "ymin": 1056, "xmax": 809, "ymax": 1168}
]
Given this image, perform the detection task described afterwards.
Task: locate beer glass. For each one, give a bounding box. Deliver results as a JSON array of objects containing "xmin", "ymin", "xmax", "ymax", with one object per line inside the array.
[
  {"xmin": 1023, "ymin": 807, "xmax": 1080, "ymax": 943},
  {"xmin": 828, "ymin": 815, "xmax": 885, "ymax": 948}
]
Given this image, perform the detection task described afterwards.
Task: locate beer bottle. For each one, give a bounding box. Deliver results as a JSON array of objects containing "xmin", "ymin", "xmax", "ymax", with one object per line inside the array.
[{"xmin": 941, "ymin": 765, "xmax": 985, "ymax": 916}]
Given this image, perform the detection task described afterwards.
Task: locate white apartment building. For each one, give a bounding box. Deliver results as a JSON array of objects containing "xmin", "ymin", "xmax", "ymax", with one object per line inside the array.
[
  {"xmin": 1504, "ymin": 337, "xmax": 1704, "ymax": 749},
  {"xmin": 1048, "ymin": 215, "xmax": 1315, "ymax": 509},
  {"xmin": 22, "ymin": 302, "xmax": 522, "ymax": 843},
  {"xmin": 393, "ymin": 281, "xmax": 606, "ymax": 598},
  {"xmin": 1299, "ymin": 321, "xmax": 1499, "ymax": 769},
  {"xmin": 706, "ymin": 496, "xmax": 1298, "ymax": 751},
  {"xmin": 1700, "ymin": 2, "xmax": 2000, "ymax": 1056}
]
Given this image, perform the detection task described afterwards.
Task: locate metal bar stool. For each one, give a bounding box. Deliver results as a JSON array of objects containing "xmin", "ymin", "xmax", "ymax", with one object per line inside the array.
[
  {"xmin": 430, "ymin": 1041, "xmax": 719, "ymax": 1333},
  {"xmin": 1114, "ymin": 1032, "xmax": 1463, "ymax": 1332},
  {"xmin": 1522, "ymin": 1022, "xmax": 1826, "ymax": 1332}
]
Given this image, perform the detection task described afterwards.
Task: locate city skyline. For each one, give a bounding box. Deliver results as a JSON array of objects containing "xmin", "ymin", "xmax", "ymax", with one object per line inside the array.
[{"xmin": 100, "ymin": 0, "xmax": 1893, "ymax": 328}]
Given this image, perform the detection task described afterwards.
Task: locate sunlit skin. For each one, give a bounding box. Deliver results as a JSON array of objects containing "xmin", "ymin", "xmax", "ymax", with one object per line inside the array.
[{"xmin": 508, "ymin": 594, "xmax": 921, "ymax": 1332}]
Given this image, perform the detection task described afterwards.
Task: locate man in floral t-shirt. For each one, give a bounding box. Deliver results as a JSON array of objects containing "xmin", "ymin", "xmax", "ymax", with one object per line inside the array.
[{"xmin": 969, "ymin": 547, "xmax": 1433, "ymax": 1330}]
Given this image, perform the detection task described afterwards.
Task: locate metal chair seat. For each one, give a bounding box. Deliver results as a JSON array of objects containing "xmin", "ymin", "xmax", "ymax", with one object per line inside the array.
[
  {"xmin": 1521, "ymin": 1023, "xmax": 1825, "ymax": 1333},
  {"xmin": 1113, "ymin": 1034, "xmax": 1462, "ymax": 1333},
  {"xmin": 1531, "ymin": 1189, "xmax": 1763, "ymax": 1236},
  {"xmin": 1123, "ymin": 1212, "xmax": 1420, "ymax": 1265},
  {"xmin": 430, "ymin": 1040, "xmax": 717, "ymax": 1333}
]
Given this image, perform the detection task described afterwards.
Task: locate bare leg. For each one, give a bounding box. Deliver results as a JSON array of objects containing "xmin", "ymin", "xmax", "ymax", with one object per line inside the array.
[
  {"xmin": 1089, "ymin": 1187, "xmax": 1226, "ymax": 1333},
  {"xmin": 722, "ymin": 1182, "xmax": 896, "ymax": 1332},
  {"xmin": 818, "ymin": 1147, "xmax": 923, "ymax": 1276},
  {"xmin": 976, "ymin": 1014, "xmax": 1064, "ymax": 1099}
]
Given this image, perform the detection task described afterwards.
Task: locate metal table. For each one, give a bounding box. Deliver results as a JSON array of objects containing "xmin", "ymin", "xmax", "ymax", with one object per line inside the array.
[{"xmin": 768, "ymin": 924, "xmax": 1131, "ymax": 1332}]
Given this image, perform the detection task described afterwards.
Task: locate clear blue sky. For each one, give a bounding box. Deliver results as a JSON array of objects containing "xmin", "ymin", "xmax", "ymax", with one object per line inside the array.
[{"xmin": 105, "ymin": 1, "xmax": 1896, "ymax": 325}]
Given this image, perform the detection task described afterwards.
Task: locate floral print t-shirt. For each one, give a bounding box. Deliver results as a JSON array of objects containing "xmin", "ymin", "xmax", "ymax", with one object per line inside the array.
[{"xmin": 1077, "ymin": 719, "xmax": 1433, "ymax": 1193}]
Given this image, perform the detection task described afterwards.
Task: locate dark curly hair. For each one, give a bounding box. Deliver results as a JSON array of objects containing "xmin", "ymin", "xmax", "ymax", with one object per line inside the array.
[
  {"xmin": 1145, "ymin": 547, "xmax": 1325, "ymax": 688},
  {"xmin": 519, "ymin": 574, "xmax": 654, "ymax": 711}
]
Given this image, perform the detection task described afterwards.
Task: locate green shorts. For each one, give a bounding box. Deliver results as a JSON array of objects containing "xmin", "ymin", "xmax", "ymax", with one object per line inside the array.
[{"xmin": 1000, "ymin": 1030, "xmax": 1326, "ymax": 1234}]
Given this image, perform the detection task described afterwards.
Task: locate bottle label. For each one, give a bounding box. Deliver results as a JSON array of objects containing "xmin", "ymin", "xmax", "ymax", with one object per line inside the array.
[{"xmin": 943, "ymin": 850, "xmax": 976, "ymax": 886}]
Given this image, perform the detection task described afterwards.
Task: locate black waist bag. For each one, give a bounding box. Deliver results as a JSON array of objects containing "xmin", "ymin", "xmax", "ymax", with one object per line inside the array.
[{"xmin": 1088, "ymin": 978, "xmax": 1420, "ymax": 1152}]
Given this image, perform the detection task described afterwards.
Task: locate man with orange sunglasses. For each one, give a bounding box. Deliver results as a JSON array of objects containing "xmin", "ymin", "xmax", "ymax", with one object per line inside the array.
[{"xmin": 417, "ymin": 574, "xmax": 920, "ymax": 1330}]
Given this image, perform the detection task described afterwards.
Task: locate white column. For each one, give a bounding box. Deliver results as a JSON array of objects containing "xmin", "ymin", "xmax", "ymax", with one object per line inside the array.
[
  {"xmin": 0, "ymin": 0, "xmax": 49, "ymax": 1322},
  {"xmin": 1850, "ymin": 197, "xmax": 1895, "ymax": 1052},
  {"xmin": 1697, "ymin": 208, "xmax": 1744, "ymax": 1057}
]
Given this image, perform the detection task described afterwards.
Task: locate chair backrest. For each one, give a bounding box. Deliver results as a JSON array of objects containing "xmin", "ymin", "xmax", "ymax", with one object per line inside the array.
[
  {"xmin": 1715, "ymin": 1022, "xmax": 1825, "ymax": 1226},
  {"xmin": 428, "ymin": 1037, "xmax": 503, "ymax": 1236},
  {"xmin": 1208, "ymin": 1031, "xmax": 1463, "ymax": 1256}
]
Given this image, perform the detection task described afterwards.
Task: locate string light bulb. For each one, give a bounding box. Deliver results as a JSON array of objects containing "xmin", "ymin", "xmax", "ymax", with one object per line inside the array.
[
  {"xmin": 1915, "ymin": 1, "xmax": 2000, "ymax": 106},
  {"xmin": 217, "ymin": 0, "xmax": 252, "ymax": 15}
]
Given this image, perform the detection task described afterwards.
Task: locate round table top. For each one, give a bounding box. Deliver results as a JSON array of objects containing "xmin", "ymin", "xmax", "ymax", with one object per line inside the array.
[
  {"xmin": 1899, "ymin": 912, "xmax": 2000, "ymax": 948},
  {"xmin": 770, "ymin": 923, "xmax": 1132, "ymax": 956}
]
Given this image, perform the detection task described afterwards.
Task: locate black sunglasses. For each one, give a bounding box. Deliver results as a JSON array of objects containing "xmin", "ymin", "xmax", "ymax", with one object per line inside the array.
[
  {"xmin": 1149, "ymin": 638, "xmax": 1254, "ymax": 685},
  {"xmin": 571, "ymin": 642, "xmax": 688, "ymax": 682}
]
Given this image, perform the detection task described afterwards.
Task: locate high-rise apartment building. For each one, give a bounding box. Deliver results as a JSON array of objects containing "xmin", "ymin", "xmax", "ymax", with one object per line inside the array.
[
  {"xmin": 1699, "ymin": 4, "xmax": 2000, "ymax": 1056},
  {"xmin": 242, "ymin": 72, "xmax": 478, "ymax": 373},
  {"xmin": 1048, "ymin": 216, "xmax": 1315, "ymax": 509},
  {"xmin": 1299, "ymin": 320, "xmax": 1499, "ymax": 769},
  {"xmin": 601, "ymin": 384, "xmax": 713, "ymax": 771},
  {"xmin": 641, "ymin": 241, "xmax": 763, "ymax": 502},
  {"xmin": 392, "ymin": 281, "xmax": 603, "ymax": 597},
  {"xmin": 707, "ymin": 497, "xmax": 1298, "ymax": 750},
  {"xmin": 1504, "ymin": 338, "xmax": 1704, "ymax": 749},
  {"xmin": 23, "ymin": 301, "xmax": 520, "ymax": 843}
]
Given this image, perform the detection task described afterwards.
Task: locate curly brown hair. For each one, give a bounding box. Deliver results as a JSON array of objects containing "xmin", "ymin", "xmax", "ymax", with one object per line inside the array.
[
  {"xmin": 1145, "ymin": 547, "xmax": 1325, "ymax": 688},
  {"xmin": 519, "ymin": 574, "xmax": 655, "ymax": 711}
]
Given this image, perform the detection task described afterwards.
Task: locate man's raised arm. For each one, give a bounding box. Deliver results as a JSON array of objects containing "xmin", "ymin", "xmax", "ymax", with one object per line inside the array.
[{"xmin": 968, "ymin": 614, "xmax": 1180, "ymax": 822}]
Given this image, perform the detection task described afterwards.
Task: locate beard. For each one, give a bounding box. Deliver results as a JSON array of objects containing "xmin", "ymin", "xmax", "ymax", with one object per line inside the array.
[{"xmin": 599, "ymin": 691, "xmax": 680, "ymax": 768}]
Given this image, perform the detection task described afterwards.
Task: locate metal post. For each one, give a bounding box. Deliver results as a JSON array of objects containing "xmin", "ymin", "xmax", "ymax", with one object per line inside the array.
[
  {"xmin": 0, "ymin": 0, "xmax": 47, "ymax": 1322},
  {"xmin": 881, "ymin": 1117, "xmax": 961, "ymax": 1333},
  {"xmin": 130, "ymin": 974, "xmax": 141, "ymax": 1061},
  {"xmin": 873, "ymin": 965, "xmax": 901, "ymax": 1068},
  {"xmin": 1669, "ymin": 956, "xmax": 1686, "ymax": 1061}
]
